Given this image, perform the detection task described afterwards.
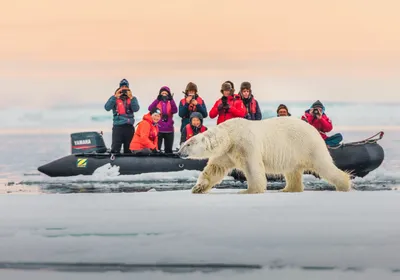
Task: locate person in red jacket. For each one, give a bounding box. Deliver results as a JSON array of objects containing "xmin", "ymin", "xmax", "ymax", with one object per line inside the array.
[
  {"xmin": 301, "ymin": 100, "xmax": 343, "ymax": 146},
  {"xmin": 209, "ymin": 82, "xmax": 246, "ymax": 125},
  {"xmin": 180, "ymin": 112, "xmax": 207, "ymax": 145}
]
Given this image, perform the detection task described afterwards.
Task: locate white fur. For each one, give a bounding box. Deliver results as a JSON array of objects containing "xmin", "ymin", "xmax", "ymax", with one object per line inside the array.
[{"xmin": 178, "ymin": 117, "xmax": 351, "ymax": 194}]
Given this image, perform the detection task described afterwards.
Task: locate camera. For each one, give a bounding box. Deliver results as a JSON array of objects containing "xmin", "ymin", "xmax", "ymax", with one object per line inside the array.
[
  {"xmin": 312, "ymin": 108, "xmax": 320, "ymax": 116},
  {"xmin": 221, "ymin": 96, "xmax": 228, "ymax": 106},
  {"xmin": 120, "ymin": 89, "xmax": 129, "ymax": 99}
]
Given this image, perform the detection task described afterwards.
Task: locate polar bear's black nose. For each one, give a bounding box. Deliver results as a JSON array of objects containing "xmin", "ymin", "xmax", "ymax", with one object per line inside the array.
[{"xmin": 177, "ymin": 148, "xmax": 188, "ymax": 159}]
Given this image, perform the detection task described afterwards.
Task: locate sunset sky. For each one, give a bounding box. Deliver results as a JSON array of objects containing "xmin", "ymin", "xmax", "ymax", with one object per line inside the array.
[{"xmin": 1, "ymin": 0, "xmax": 400, "ymax": 108}]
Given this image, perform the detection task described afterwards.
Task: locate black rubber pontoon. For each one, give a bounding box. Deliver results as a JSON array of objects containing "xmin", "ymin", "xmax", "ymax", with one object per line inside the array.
[
  {"xmin": 38, "ymin": 131, "xmax": 385, "ymax": 179},
  {"xmin": 38, "ymin": 152, "xmax": 208, "ymax": 177}
]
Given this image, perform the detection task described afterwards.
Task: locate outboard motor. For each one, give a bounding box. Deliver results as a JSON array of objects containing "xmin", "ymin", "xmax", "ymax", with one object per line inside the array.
[{"xmin": 70, "ymin": 131, "xmax": 107, "ymax": 154}]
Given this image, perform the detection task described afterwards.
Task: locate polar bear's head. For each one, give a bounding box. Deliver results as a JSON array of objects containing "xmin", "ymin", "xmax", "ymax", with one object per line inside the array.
[{"xmin": 178, "ymin": 127, "xmax": 231, "ymax": 160}]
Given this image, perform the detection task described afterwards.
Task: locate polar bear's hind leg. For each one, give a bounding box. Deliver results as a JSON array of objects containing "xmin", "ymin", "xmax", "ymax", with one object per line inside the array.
[
  {"xmin": 282, "ymin": 169, "xmax": 304, "ymax": 192},
  {"xmin": 312, "ymin": 154, "xmax": 351, "ymax": 192},
  {"xmin": 240, "ymin": 160, "xmax": 267, "ymax": 194}
]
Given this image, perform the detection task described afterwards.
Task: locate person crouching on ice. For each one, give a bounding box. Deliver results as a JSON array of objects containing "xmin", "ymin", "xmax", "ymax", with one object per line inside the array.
[
  {"xmin": 178, "ymin": 82, "xmax": 208, "ymax": 133},
  {"xmin": 180, "ymin": 112, "xmax": 208, "ymax": 145},
  {"xmin": 301, "ymin": 100, "xmax": 343, "ymax": 147},
  {"xmin": 238, "ymin": 81, "xmax": 262, "ymax": 120},
  {"xmin": 129, "ymin": 108, "xmax": 161, "ymax": 155},
  {"xmin": 209, "ymin": 82, "xmax": 246, "ymax": 125},
  {"xmin": 276, "ymin": 104, "xmax": 291, "ymax": 117}
]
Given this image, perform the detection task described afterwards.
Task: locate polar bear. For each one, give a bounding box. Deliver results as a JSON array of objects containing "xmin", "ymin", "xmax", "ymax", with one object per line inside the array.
[{"xmin": 178, "ymin": 117, "xmax": 351, "ymax": 194}]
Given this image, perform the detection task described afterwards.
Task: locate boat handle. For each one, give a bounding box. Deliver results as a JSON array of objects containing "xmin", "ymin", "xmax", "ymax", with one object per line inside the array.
[
  {"xmin": 179, "ymin": 164, "xmax": 184, "ymax": 168},
  {"xmin": 110, "ymin": 154, "xmax": 115, "ymax": 161}
]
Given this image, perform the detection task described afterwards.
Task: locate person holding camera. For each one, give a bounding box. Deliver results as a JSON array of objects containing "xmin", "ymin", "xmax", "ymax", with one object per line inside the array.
[
  {"xmin": 301, "ymin": 100, "xmax": 343, "ymax": 146},
  {"xmin": 178, "ymin": 82, "xmax": 208, "ymax": 132},
  {"xmin": 148, "ymin": 86, "xmax": 178, "ymax": 153},
  {"xmin": 104, "ymin": 78, "xmax": 140, "ymax": 153},
  {"xmin": 129, "ymin": 107, "xmax": 161, "ymax": 154},
  {"xmin": 238, "ymin": 81, "xmax": 262, "ymax": 120},
  {"xmin": 209, "ymin": 82, "xmax": 247, "ymax": 125}
]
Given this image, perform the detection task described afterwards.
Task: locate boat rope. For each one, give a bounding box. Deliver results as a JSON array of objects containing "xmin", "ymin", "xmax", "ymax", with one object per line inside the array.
[
  {"xmin": 328, "ymin": 131, "xmax": 384, "ymax": 149},
  {"xmin": 344, "ymin": 131, "xmax": 384, "ymax": 146}
]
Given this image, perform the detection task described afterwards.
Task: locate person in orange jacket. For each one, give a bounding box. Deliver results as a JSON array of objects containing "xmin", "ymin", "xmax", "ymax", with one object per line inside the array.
[
  {"xmin": 209, "ymin": 82, "xmax": 246, "ymax": 125},
  {"xmin": 180, "ymin": 112, "xmax": 208, "ymax": 145},
  {"xmin": 129, "ymin": 108, "xmax": 161, "ymax": 154}
]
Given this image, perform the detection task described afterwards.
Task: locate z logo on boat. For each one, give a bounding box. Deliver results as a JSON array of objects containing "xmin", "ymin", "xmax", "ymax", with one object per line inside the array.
[{"xmin": 76, "ymin": 158, "xmax": 88, "ymax": 168}]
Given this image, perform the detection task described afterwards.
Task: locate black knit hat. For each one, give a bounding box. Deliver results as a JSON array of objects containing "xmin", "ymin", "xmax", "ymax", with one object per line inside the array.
[
  {"xmin": 311, "ymin": 100, "xmax": 324, "ymax": 109},
  {"xmin": 150, "ymin": 107, "xmax": 161, "ymax": 116},
  {"xmin": 189, "ymin": 112, "xmax": 203, "ymax": 125},
  {"xmin": 119, "ymin": 78, "xmax": 129, "ymax": 87}
]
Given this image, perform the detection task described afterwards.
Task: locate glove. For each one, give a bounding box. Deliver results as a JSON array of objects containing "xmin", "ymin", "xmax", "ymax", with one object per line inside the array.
[
  {"xmin": 162, "ymin": 114, "xmax": 168, "ymax": 122},
  {"xmin": 223, "ymin": 104, "xmax": 230, "ymax": 111},
  {"xmin": 157, "ymin": 95, "xmax": 162, "ymax": 101},
  {"xmin": 167, "ymin": 94, "xmax": 172, "ymax": 100}
]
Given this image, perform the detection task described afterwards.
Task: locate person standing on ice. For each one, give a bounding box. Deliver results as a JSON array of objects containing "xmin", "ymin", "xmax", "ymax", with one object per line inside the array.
[
  {"xmin": 104, "ymin": 78, "xmax": 140, "ymax": 154},
  {"xmin": 148, "ymin": 86, "xmax": 178, "ymax": 154}
]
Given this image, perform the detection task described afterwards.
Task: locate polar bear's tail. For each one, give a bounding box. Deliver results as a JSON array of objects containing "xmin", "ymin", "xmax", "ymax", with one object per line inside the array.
[{"xmin": 312, "ymin": 156, "xmax": 352, "ymax": 192}]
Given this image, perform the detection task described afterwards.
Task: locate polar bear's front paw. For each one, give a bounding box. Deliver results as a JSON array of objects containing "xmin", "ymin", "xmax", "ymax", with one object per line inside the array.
[{"xmin": 192, "ymin": 184, "xmax": 208, "ymax": 194}]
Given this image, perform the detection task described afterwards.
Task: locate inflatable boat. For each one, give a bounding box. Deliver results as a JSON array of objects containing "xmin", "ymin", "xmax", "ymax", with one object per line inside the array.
[{"xmin": 38, "ymin": 131, "xmax": 385, "ymax": 180}]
